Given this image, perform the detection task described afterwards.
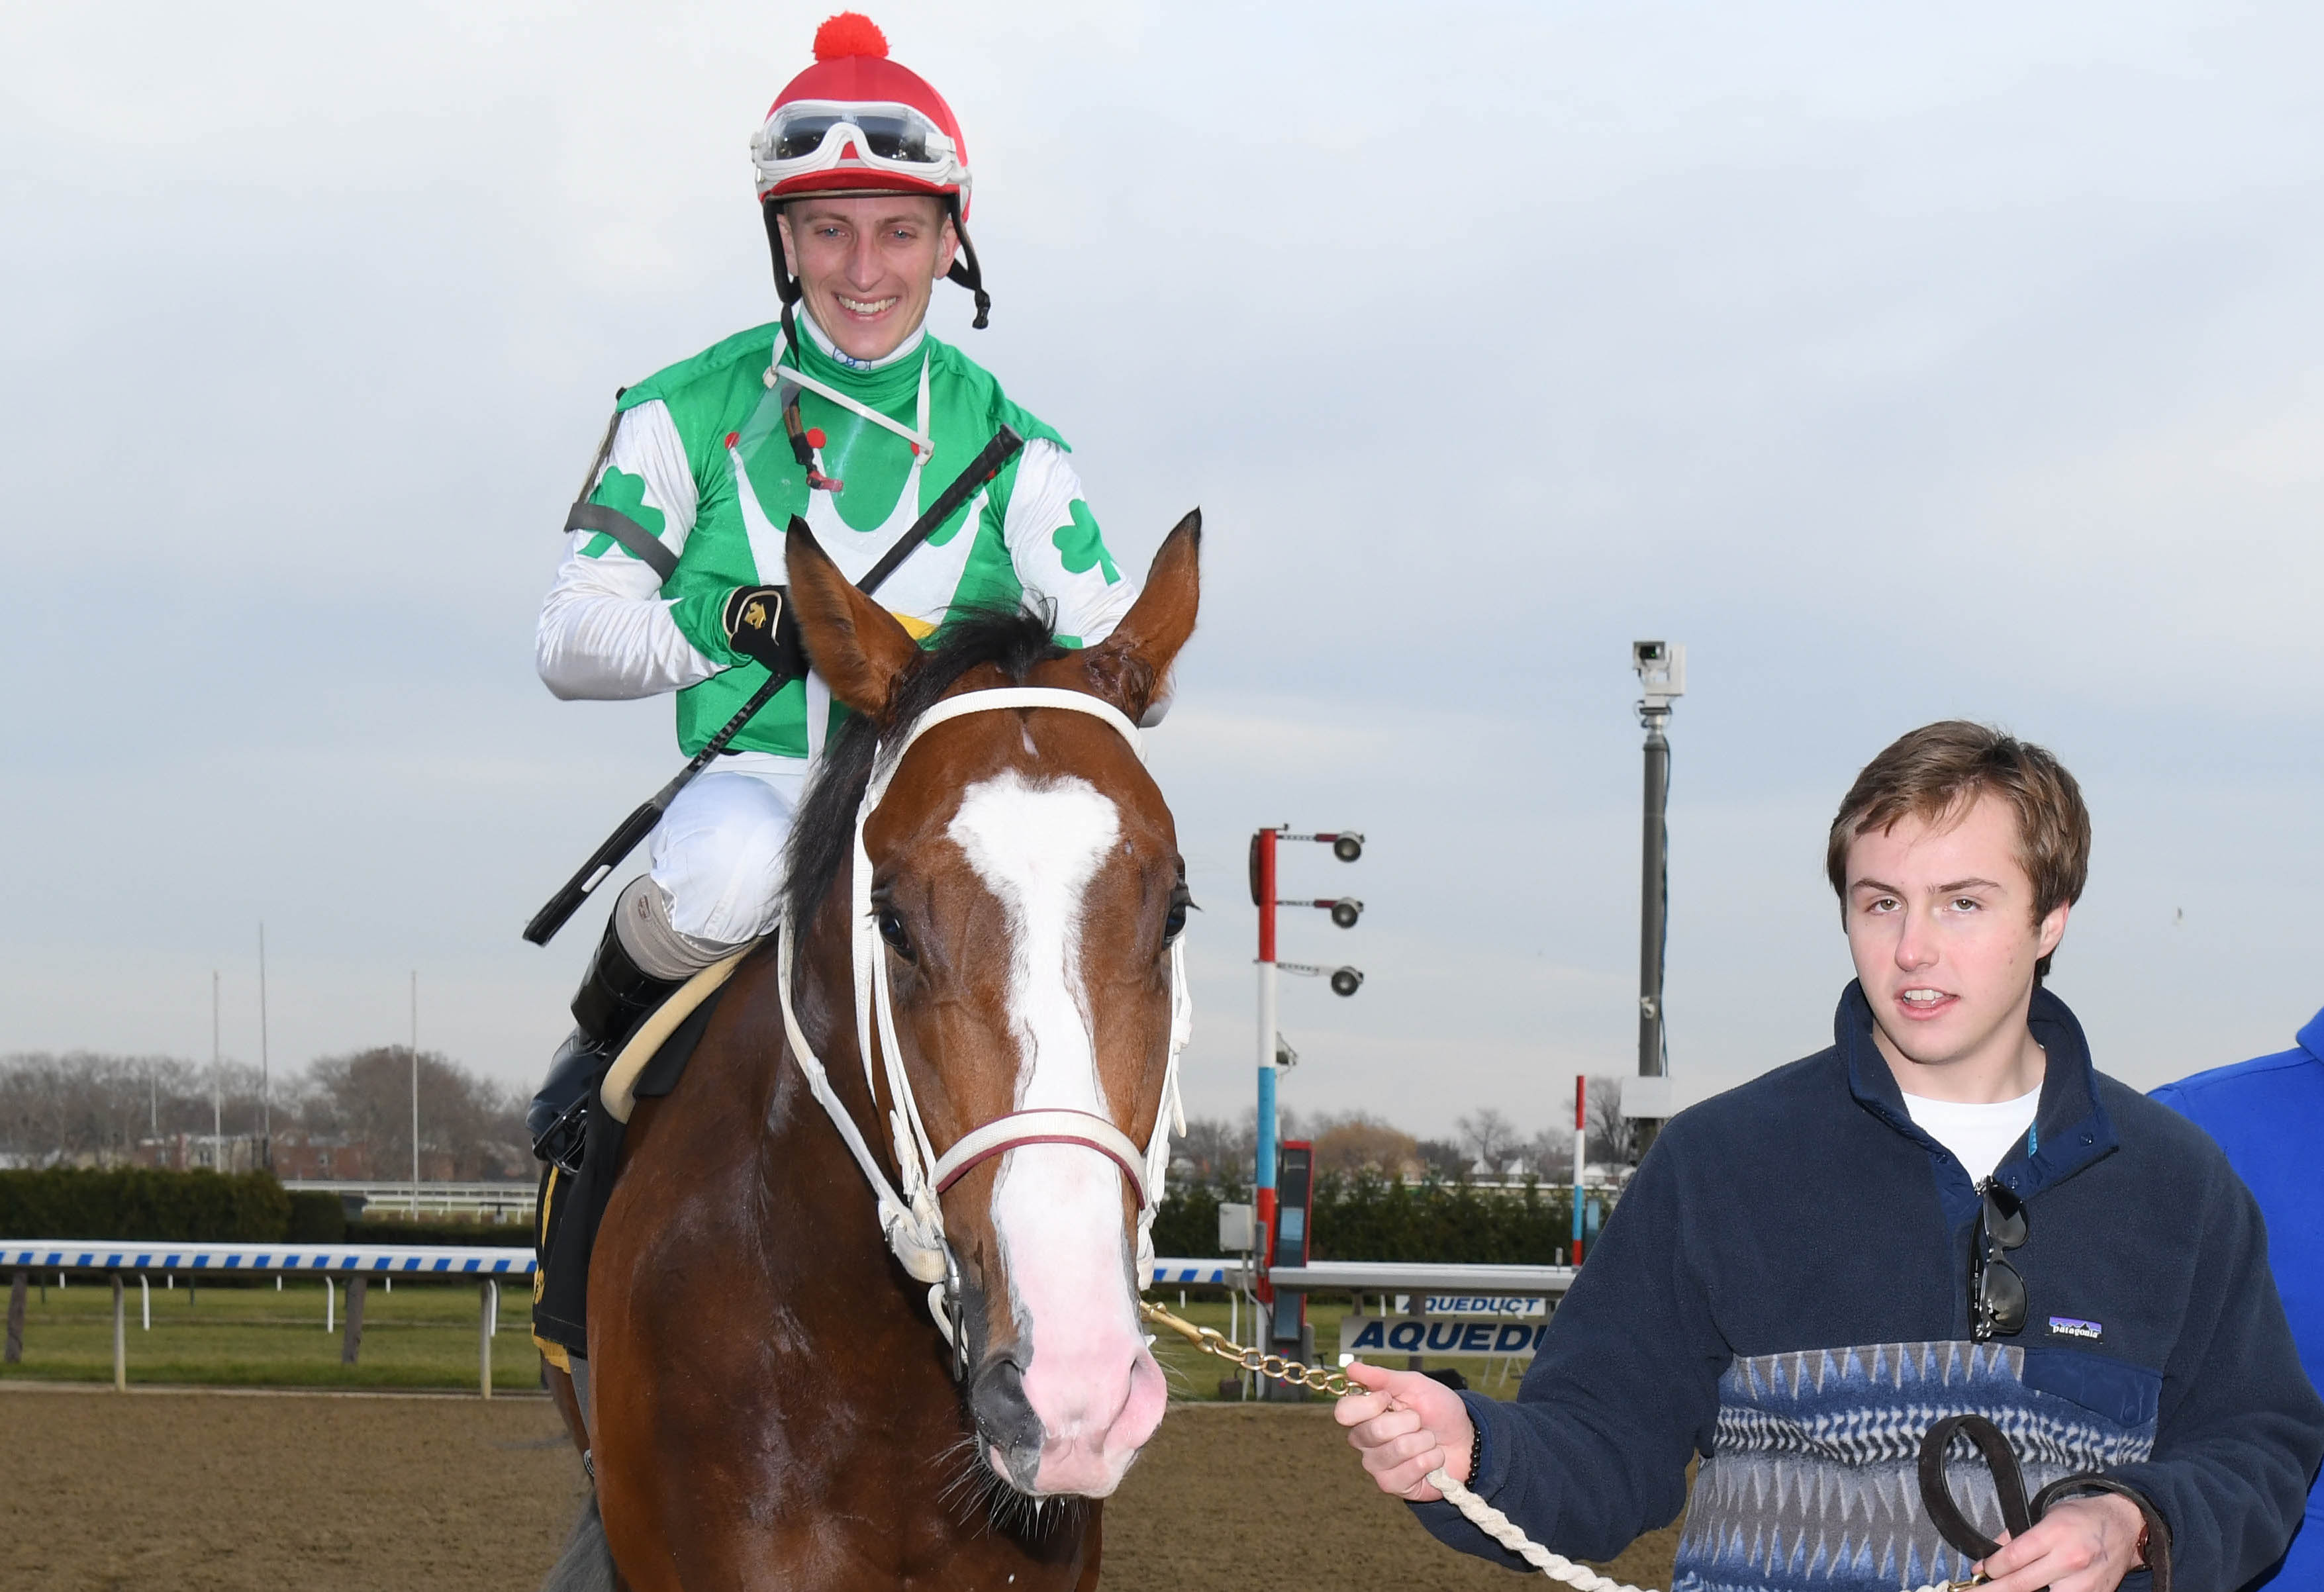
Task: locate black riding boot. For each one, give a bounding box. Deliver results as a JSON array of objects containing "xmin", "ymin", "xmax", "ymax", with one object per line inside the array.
[{"xmin": 528, "ymin": 917, "xmax": 680, "ymax": 1173}]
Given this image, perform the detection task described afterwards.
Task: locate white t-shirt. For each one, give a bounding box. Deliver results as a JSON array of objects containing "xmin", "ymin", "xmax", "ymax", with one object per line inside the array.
[{"xmin": 1900, "ymin": 1084, "xmax": 2043, "ymax": 1181}]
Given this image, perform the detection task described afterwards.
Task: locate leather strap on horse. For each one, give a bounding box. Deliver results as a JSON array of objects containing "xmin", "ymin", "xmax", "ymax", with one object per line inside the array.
[
  {"xmin": 775, "ymin": 684, "xmax": 1192, "ymax": 1365},
  {"xmin": 1917, "ymin": 1413, "xmax": 2172, "ymax": 1591}
]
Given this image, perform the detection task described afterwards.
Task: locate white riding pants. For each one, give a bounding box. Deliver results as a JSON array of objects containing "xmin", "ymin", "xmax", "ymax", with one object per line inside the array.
[{"xmin": 646, "ymin": 753, "xmax": 809, "ymax": 947}]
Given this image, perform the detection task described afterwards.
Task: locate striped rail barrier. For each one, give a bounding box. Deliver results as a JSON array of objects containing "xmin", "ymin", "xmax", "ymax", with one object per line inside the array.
[{"xmin": 1, "ymin": 1242, "xmax": 532, "ymax": 1397}]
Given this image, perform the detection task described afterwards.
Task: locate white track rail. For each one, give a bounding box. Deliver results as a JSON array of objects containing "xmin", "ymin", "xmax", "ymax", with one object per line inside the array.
[{"xmin": 0, "ymin": 1242, "xmax": 534, "ymax": 1276}]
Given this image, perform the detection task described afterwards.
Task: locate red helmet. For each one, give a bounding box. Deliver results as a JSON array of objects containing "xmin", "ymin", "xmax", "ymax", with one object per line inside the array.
[{"xmin": 750, "ymin": 13, "xmax": 973, "ymax": 222}]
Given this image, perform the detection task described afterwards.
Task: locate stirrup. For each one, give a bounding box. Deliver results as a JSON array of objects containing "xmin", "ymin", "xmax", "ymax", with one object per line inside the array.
[{"xmin": 532, "ymin": 1096, "xmax": 591, "ymax": 1177}]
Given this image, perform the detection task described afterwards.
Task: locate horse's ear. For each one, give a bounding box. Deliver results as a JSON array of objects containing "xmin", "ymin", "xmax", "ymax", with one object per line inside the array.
[
  {"xmin": 1079, "ymin": 510, "xmax": 1200, "ymax": 722},
  {"xmin": 785, "ymin": 516, "xmax": 920, "ymax": 721}
]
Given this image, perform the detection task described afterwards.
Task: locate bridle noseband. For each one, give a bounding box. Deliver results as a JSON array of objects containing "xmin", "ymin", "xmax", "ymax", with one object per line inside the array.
[{"xmin": 775, "ymin": 685, "xmax": 1191, "ymax": 1367}]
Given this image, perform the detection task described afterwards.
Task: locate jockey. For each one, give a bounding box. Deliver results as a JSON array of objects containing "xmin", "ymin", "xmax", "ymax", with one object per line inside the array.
[{"xmin": 528, "ymin": 12, "xmax": 1138, "ymax": 1170}]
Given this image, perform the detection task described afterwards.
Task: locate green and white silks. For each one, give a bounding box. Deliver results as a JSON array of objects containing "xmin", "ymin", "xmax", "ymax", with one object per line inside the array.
[
  {"xmin": 536, "ymin": 309, "xmax": 1136, "ymax": 942},
  {"xmin": 539, "ymin": 310, "xmax": 1134, "ymax": 755}
]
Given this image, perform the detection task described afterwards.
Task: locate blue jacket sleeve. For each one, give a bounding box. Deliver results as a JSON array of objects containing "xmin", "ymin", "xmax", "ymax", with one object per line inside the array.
[
  {"xmin": 2106, "ymin": 1160, "xmax": 2324, "ymax": 1589},
  {"xmin": 1409, "ymin": 1134, "xmax": 1725, "ymax": 1566}
]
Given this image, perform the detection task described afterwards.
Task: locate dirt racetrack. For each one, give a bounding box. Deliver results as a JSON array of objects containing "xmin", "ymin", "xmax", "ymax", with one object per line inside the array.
[{"xmin": 1, "ymin": 1385, "xmax": 1678, "ymax": 1591}]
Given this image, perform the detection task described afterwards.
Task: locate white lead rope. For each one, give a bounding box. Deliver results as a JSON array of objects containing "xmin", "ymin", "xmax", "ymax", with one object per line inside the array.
[{"xmin": 1428, "ymin": 1470, "xmax": 1651, "ymax": 1592}]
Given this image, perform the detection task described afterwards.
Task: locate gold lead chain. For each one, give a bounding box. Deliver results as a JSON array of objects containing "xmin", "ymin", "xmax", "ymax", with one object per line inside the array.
[{"xmin": 1139, "ymin": 1299, "xmax": 1354, "ymax": 1397}]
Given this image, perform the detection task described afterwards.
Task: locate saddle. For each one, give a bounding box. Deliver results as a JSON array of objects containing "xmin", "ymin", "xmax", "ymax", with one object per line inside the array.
[{"xmin": 532, "ymin": 947, "xmax": 754, "ymax": 1367}]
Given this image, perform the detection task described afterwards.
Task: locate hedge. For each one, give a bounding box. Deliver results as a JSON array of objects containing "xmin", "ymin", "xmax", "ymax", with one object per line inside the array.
[
  {"xmin": 0, "ymin": 1172, "xmax": 546, "ymax": 1248},
  {"xmin": 345, "ymin": 1217, "xmax": 533, "ymax": 1248},
  {"xmin": 1152, "ymin": 1172, "xmax": 1600, "ymax": 1266},
  {"xmin": 4, "ymin": 1166, "xmax": 1601, "ymax": 1264},
  {"xmin": 286, "ymin": 1191, "xmax": 348, "ymax": 1242},
  {"xmin": 0, "ymin": 1169, "xmax": 291, "ymax": 1242}
]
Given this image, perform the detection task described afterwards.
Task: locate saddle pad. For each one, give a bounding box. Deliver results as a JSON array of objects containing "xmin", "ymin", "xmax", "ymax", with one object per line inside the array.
[
  {"xmin": 535, "ymin": 945, "xmax": 757, "ymax": 1358},
  {"xmin": 600, "ymin": 948, "xmax": 752, "ymax": 1123}
]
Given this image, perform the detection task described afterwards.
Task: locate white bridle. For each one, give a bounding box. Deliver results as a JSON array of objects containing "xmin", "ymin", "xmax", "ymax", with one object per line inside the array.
[{"xmin": 775, "ymin": 686, "xmax": 1192, "ymax": 1352}]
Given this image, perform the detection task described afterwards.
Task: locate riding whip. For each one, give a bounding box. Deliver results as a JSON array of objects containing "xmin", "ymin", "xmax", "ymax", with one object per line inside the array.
[{"xmin": 522, "ymin": 423, "xmax": 1026, "ymax": 945}]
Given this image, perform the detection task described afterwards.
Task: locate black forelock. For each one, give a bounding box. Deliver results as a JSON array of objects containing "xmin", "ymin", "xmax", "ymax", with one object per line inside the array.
[{"xmin": 783, "ymin": 604, "xmax": 1072, "ymax": 934}]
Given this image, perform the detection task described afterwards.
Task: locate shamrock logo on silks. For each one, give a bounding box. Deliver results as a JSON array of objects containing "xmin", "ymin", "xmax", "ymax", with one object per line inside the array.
[
  {"xmin": 1051, "ymin": 499, "xmax": 1120, "ymax": 584},
  {"xmin": 580, "ymin": 467, "xmax": 665, "ymax": 561}
]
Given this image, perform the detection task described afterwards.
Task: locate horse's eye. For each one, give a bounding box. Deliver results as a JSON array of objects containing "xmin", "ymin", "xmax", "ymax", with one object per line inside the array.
[
  {"xmin": 1163, "ymin": 890, "xmax": 1192, "ymax": 943},
  {"xmin": 876, "ymin": 906, "xmax": 916, "ymax": 961}
]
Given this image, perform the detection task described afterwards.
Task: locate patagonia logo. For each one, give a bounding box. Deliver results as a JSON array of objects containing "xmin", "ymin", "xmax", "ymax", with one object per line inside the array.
[{"xmin": 2047, "ymin": 1315, "xmax": 2104, "ymax": 1342}]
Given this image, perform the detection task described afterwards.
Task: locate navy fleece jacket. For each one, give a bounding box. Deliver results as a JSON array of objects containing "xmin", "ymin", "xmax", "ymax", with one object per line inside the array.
[{"xmin": 1414, "ymin": 983, "xmax": 2324, "ymax": 1592}]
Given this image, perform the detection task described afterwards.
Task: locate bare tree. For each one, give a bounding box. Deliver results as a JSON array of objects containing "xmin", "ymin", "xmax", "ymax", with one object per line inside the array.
[
  {"xmin": 1456, "ymin": 1107, "xmax": 1522, "ymax": 1176},
  {"xmin": 1174, "ymin": 1114, "xmax": 1253, "ymax": 1186},
  {"xmin": 0, "ymin": 1052, "xmax": 257, "ymax": 1166},
  {"xmin": 1586, "ymin": 1076, "xmax": 1637, "ymax": 1166},
  {"xmin": 0, "ymin": 1047, "xmax": 528, "ymax": 1178},
  {"xmin": 1414, "ymin": 1138, "xmax": 1468, "ymax": 1178},
  {"xmin": 305, "ymin": 1047, "xmax": 528, "ymax": 1181}
]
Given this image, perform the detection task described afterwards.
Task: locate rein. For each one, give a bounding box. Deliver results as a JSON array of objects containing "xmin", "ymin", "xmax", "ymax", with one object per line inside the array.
[{"xmin": 776, "ymin": 684, "xmax": 1191, "ymax": 1366}]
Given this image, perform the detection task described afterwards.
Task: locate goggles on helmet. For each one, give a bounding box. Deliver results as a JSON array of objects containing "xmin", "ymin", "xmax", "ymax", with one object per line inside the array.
[{"xmin": 751, "ymin": 99, "xmax": 969, "ymax": 193}]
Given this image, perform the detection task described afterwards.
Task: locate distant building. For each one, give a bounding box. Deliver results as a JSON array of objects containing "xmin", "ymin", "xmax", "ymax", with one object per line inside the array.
[
  {"xmin": 134, "ymin": 1133, "xmax": 264, "ymax": 1173},
  {"xmin": 266, "ymin": 1130, "xmax": 376, "ymax": 1181}
]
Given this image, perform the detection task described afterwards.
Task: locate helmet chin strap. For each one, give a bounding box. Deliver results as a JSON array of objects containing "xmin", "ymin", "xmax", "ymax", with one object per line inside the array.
[{"xmin": 945, "ymin": 201, "xmax": 991, "ymax": 329}]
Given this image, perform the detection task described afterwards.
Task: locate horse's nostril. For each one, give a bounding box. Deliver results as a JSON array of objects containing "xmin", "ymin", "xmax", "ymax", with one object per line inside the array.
[{"xmin": 969, "ymin": 1354, "xmax": 1043, "ymax": 1458}]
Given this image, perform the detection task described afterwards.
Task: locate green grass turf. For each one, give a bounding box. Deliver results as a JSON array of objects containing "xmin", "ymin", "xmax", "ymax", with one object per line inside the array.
[
  {"xmin": 0, "ymin": 1273, "xmax": 544, "ymax": 1391},
  {"xmin": 1, "ymin": 1278, "xmax": 1535, "ymax": 1399}
]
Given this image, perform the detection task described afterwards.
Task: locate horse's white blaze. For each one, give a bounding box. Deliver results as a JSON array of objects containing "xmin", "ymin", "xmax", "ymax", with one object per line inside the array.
[{"xmin": 947, "ymin": 769, "xmax": 1163, "ymax": 1493}]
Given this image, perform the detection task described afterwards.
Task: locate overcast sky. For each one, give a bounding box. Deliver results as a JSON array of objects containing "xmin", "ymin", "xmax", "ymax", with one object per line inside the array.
[{"xmin": 4, "ymin": 1, "xmax": 2319, "ymax": 1141}]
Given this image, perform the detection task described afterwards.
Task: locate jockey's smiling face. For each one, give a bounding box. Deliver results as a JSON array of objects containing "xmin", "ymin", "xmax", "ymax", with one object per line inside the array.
[
  {"xmin": 778, "ymin": 194, "xmax": 959, "ymax": 363},
  {"xmin": 1842, "ymin": 794, "xmax": 2068, "ymax": 1100}
]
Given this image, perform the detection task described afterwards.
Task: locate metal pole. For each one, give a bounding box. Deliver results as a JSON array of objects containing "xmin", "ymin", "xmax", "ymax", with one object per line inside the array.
[
  {"xmin": 258, "ymin": 923, "xmax": 271, "ymax": 1170},
  {"xmin": 479, "ymin": 1279, "xmax": 497, "ymax": 1399},
  {"xmin": 111, "ymin": 1274, "xmax": 125, "ymax": 1390},
  {"xmin": 210, "ymin": 970, "xmax": 222, "ymax": 1163},
  {"xmin": 1638, "ymin": 710, "xmax": 1669, "ymax": 1083},
  {"xmin": 1634, "ymin": 701, "xmax": 1672, "ymax": 1160},
  {"xmin": 409, "ymin": 971, "xmax": 420, "ymax": 1217},
  {"xmin": 1253, "ymin": 827, "xmax": 1279, "ymax": 1309},
  {"xmin": 140, "ymin": 1274, "xmax": 150, "ymax": 1331}
]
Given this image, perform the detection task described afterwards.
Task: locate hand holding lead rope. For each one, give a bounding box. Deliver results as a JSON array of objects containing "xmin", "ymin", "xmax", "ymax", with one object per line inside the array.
[{"xmin": 1140, "ymin": 1300, "xmax": 2000, "ymax": 1592}]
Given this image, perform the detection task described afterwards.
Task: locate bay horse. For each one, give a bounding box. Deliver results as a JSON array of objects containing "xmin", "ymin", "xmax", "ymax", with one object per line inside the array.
[{"xmin": 544, "ymin": 510, "xmax": 1203, "ymax": 1590}]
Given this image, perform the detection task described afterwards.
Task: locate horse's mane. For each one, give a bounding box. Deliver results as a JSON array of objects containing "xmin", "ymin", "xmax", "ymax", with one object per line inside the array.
[{"xmin": 783, "ymin": 604, "xmax": 1072, "ymax": 933}]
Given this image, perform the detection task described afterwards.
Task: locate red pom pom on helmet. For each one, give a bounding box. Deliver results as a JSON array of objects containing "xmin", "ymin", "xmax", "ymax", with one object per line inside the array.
[{"xmin": 813, "ymin": 13, "xmax": 889, "ymax": 62}]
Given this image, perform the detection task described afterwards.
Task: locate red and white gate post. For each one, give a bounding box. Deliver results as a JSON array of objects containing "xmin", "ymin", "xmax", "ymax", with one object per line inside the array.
[
  {"xmin": 1249, "ymin": 826, "xmax": 1366, "ymax": 1311},
  {"xmin": 1571, "ymin": 1076, "xmax": 1588, "ymax": 1264}
]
